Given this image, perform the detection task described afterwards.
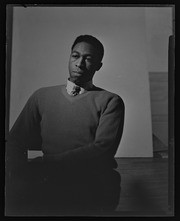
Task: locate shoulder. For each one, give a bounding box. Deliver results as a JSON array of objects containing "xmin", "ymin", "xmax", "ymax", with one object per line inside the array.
[
  {"xmin": 31, "ymin": 85, "xmax": 64, "ymax": 98},
  {"xmin": 92, "ymin": 86, "xmax": 124, "ymax": 107},
  {"xmin": 27, "ymin": 85, "xmax": 64, "ymax": 107}
]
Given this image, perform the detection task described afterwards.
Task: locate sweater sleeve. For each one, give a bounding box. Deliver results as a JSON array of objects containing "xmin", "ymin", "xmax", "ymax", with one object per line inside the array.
[
  {"xmin": 6, "ymin": 91, "xmax": 42, "ymax": 174},
  {"xmin": 45, "ymin": 96, "xmax": 125, "ymax": 164}
]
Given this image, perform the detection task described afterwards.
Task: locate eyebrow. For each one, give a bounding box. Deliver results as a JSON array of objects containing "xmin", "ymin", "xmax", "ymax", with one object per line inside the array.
[{"xmin": 71, "ymin": 50, "xmax": 93, "ymax": 57}]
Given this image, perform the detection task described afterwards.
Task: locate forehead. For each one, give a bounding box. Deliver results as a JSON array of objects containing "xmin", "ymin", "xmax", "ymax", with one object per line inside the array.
[{"xmin": 72, "ymin": 42, "xmax": 96, "ymax": 56}]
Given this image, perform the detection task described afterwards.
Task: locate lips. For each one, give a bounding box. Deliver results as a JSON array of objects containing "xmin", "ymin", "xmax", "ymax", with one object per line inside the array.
[{"xmin": 73, "ymin": 71, "xmax": 84, "ymax": 76}]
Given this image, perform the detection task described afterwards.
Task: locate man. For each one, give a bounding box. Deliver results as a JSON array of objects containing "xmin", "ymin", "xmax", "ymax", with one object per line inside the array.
[{"xmin": 6, "ymin": 35, "xmax": 125, "ymax": 215}]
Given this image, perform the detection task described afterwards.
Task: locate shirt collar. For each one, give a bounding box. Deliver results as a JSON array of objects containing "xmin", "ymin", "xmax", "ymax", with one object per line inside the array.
[{"xmin": 66, "ymin": 79, "xmax": 93, "ymax": 96}]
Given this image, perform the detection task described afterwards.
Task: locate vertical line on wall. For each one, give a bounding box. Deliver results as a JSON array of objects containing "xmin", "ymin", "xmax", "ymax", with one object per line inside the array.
[{"xmin": 5, "ymin": 5, "xmax": 13, "ymax": 137}]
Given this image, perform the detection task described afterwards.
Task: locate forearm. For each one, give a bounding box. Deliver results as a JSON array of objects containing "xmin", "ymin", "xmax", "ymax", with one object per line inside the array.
[{"xmin": 43, "ymin": 135, "xmax": 121, "ymax": 167}]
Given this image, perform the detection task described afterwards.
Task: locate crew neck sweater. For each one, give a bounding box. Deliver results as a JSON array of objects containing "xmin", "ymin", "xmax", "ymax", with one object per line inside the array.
[{"xmin": 6, "ymin": 85, "xmax": 125, "ymax": 169}]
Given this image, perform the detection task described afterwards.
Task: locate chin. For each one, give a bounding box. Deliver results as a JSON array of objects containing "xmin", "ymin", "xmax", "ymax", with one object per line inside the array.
[
  {"xmin": 70, "ymin": 74, "xmax": 81, "ymax": 81},
  {"xmin": 70, "ymin": 77, "xmax": 81, "ymax": 84}
]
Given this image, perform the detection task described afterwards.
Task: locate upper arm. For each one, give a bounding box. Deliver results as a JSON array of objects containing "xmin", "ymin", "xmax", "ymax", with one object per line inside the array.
[
  {"xmin": 7, "ymin": 91, "xmax": 42, "ymax": 152},
  {"xmin": 95, "ymin": 95, "xmax": 125, "ymax": 150}
]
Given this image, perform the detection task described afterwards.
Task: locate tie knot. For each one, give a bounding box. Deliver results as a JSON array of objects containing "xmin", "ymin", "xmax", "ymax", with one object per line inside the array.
[
  {"xmin": 74, "ymin": 86, "xmax": 81, "ymax": 93},
  {"xmin": 71, "ymin": 86, "xmax": 81, "ymax": 96}
]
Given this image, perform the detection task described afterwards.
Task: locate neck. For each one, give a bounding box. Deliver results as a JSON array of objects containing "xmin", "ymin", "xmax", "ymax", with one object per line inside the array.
[{"xmin": 69, "ymin": 78, "xmax": 92, "ymax": 87}]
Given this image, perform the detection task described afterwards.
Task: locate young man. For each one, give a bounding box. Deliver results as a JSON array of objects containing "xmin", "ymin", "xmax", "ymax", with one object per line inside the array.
[{"xmin": 6, "ymin": 35, "xmax": 125, "ymax": 215}]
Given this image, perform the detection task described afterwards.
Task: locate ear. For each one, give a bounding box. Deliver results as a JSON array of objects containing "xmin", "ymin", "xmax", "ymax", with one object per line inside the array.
[{"xmin": 95, "ymin": 62, "xmax": 103, "ymax": 71}]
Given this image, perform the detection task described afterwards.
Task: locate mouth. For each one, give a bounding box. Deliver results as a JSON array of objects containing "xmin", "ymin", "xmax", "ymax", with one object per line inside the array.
[{"xmin": 73, "ymin": 71, "xmax": 84, "ymax": 76}]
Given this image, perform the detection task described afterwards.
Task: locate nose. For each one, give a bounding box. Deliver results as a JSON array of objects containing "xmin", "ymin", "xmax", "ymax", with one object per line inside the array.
[{"xmin": 76, "ymin": 57, "xmax": 85, "ymax": 68}]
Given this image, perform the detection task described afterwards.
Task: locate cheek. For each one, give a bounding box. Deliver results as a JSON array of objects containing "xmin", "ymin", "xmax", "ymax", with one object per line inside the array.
[
  {"xmin": 86, "ymin": 63, "xmax": 94, "ymax": 71},
  {"xmin": 87, "ymin": 66, "xmax": 97, "ymax": 74},
  {"xmin": 68, "ymin": 61, "xmax": 73, "ymax": 70}
]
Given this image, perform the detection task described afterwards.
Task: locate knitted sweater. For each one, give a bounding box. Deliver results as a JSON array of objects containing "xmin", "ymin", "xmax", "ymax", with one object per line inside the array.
[{"xmin": 6, "ymin": 85, "xmax": 125, "ymax": 169}]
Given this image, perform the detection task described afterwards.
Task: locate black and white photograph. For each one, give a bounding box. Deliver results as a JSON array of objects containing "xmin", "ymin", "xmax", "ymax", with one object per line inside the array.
[{"xmin": 5, "ymin": 5, "xmax": 174, "ymax": 216}]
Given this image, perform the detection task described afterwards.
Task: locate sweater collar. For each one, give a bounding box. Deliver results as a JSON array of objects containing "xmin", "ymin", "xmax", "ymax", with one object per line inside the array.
[{"xmin": 66, "ymin": 79, "xmax": 93, "ymax": 96}]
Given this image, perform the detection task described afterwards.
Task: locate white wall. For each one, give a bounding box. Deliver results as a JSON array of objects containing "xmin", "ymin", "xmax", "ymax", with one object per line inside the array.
[
  {"xmin": 145, "ymin": 7, "xmax": 173, "ymax": 72},
  {"xmin": 9, "ymin": 7, "xmax": 153, "ymax": 157},
  {"xmin": 145, "ymin": 7, "xmax": 172, "ymax": 147}
]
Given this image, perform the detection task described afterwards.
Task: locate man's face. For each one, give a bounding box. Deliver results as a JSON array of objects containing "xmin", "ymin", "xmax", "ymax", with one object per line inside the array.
[{"xmin": 68, "ymin": 42, "xmax": 102, "ymax": 85}]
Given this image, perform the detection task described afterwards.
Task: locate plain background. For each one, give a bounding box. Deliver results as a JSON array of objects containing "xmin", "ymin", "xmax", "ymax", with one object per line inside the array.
[{"xmin": 8, "ymin": 6, "xmax": 172, "ymax": 157}]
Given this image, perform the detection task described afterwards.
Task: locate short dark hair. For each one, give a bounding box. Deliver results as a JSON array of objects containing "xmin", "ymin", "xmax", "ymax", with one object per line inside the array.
[{"xmin": 71, "ymin": 35, "xmax": 104, "ymax": 62}]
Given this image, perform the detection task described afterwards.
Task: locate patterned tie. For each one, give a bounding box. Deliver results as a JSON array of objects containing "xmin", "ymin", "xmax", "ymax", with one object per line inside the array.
[{"xmin": 71, "ymin": 86, "xmax": 81, "ymax": 96}]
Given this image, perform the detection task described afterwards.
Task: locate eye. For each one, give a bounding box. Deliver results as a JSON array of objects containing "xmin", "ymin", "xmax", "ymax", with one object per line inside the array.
[
  {"xmin": 71, "ymin": 54, "xmax": 79, "ymax": 59},
  {"xmin": 86, "ymin": 57, "xmax": 93, "ymax": 62}
]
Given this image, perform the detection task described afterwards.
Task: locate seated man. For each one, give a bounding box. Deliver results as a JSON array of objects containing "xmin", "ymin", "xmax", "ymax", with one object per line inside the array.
[{"xmin": 5, "ymin": 35, "xmax": 125, "ymax": 215}]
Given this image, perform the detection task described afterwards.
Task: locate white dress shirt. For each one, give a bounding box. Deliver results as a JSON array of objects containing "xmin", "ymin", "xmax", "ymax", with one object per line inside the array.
[{"xmin": 66, "ymin": 79, "xmax": 93, "ymax": 96}]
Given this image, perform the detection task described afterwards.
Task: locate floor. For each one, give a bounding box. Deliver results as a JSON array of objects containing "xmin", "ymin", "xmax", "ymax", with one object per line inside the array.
[
  {"xmin": 6, "ymin": 157, "xmax": 174, "ymax": 217},
  {"xmin": 114, "ymin": 158, "xmax": 173, "ymax": 216}
]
